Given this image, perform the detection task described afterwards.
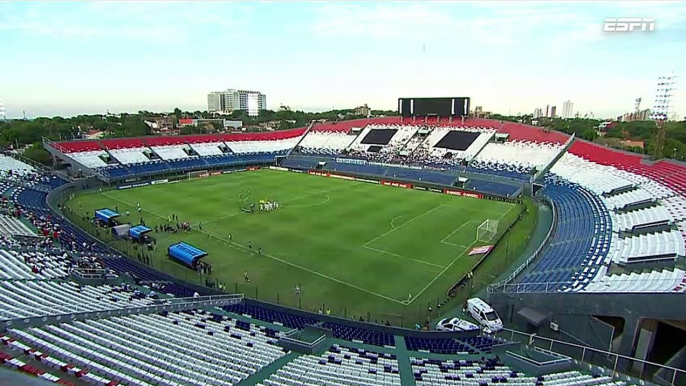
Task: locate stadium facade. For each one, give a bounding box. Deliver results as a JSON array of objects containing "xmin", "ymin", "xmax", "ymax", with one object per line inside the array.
[{"xmin": 0, "ymin": 102, "xmax": 680, "ymax": 385}]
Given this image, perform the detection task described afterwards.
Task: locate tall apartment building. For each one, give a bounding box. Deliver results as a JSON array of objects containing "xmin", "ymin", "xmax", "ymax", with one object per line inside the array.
[
  {"xmin": 207, "ymin": 92, "xmax": 223, "ymax": 113},
  {"xmin": 533, "ymin": 108, "xmax": 543, "ymax": 118},
  {"xmin": 550, "ymin": 106, "xmax": 557, "ymax": 118},
  {"xmin": 207, "ymin": 89, "xmax": 267, "ymax": 117},
  {"xmin": 562, "ymin": 100, "xmax": 574, "ymax": 119}
]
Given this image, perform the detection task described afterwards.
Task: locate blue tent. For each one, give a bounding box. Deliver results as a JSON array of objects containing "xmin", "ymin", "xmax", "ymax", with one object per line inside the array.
[
  {"xmin": 168, "ymin": 242, "xmax": 208, "ymax": 268},
  {"xmin": 128, "ymin": 225, "xmax": 152, "ymax": 241},
  {"xmin": 95, "ymin": 209, "xmax": 120, "ymax": 223}
]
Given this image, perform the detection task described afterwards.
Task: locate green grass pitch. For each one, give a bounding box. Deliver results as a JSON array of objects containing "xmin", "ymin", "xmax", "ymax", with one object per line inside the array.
[{"xmin": 69, "ymin": 169, "xmax": 521, "ymax": 324}]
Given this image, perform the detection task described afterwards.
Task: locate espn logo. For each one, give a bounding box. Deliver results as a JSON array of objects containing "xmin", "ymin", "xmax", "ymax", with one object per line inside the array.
[{"xmin": 604, "ymin": 18, "xmax": 655, "ymax": 32}]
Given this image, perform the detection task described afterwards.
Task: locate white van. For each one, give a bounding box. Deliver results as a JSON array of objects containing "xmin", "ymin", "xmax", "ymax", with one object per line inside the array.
[{"xmin": 466, "ymin": 297, "xmax": 503, "ymax": 333}]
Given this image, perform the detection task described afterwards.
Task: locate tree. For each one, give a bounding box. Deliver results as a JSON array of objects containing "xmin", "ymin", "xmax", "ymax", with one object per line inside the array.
[
  {"xmin": 580, "ymin": 128, "xmax": 599, "ymax": 141},
  {"xmin": 23, "ymin": 143, "xmax": 52, "ymax": 164}
]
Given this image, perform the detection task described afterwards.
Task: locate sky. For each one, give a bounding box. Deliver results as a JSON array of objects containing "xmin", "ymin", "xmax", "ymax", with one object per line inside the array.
[{"xmin": 0, "ymin": 1, "xmax": 685, "ymax": 120}]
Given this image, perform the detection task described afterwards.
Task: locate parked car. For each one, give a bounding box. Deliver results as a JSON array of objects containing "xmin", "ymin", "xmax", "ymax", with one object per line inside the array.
[{"xmin": 436, "ymin": 317, "xmax": 480, "ymax": 332}]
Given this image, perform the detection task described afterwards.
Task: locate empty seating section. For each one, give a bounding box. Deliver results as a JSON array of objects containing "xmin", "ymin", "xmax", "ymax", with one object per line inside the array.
[
  {"xmin": 489, "ymin": 120, "xmax": 569, "ymax": 144},
  {"xmin": 223, "ymin": 302, "xmax": 396, "ymax": 347},
  {"xmin": 55, "ymin": 140, "xmax": 103, "ymax": 153},
  {"xmin": 611, "ymin": 207, "xmax": 674, "ymax": 232},
  {"xmin": 608, "ymin": 232, "xmax": 684, "ymax": 264},
  {"xmin": 8, "ymin": 310, "xmax": 286, "ymax": 386},
  {"xmin": 227, "ymin": 137, "xmax": 300, "ymax": 154},
  {"xmin": 150, "ymin": 145, "xmax": 189, "ymax": 160},
  {"xmin": 108, "ymin": 148, "xmax": 151, "ymax": 165},
  {"xmin": 550, "ymin": 154, "xmax": 635, "ymax": 195},
  {"xmin": 298, "ymin": 131, "xmax": 358, "ymax": 155},
  {"xmin": 224, "ymin": 303, "xmax": 317, "ymax": 329},
  {"xmin": 66, "ymin": 151, "xmax": 109, "ymax": 169},
  {"xmin": 190, "ymin": 142, "xmax": 226, "ymax": 156},
  {"xmin": 412, "ymin": 359, "xmax": 625, "ymax": 386},
  {"xmin": 258, "ymin": 345, "xmax": 400, "ymax": 386},
  {"xmin": 583, "ymin": 268, "xmax": 686, "ymax": 293},
  {"xmin": 0, "ymin": 249, "xmax": 69, "ymax": 279},
  {"xmin": 51, "ymin": 129, "xmax": 308, "ymax": 180},
  {"xmin": 473, "ymin": 141, "xmax": 563, "ymax": 176},
  {"xmin": 467, "ymin": 180, "xmax": 521, "ymax": 197},
  {"xmin": 0, "ymin": 155, "xmax": 34, "ymax": 175},
  {"xmin": 604, "ymin": 189, "xmax": 655, "ymax": 211},
  {"xmin": 404, "ymin": 337, "xmax": 474, "ymax": 354},
  {"xmin": 0, "ymin": 214, "xmax": 36, "ymax": 238},
  {"xmin": 0, "ymin": 280, "xmax": 156, "ymax": 319},
  {"xmin": 518, "ymin": 183, "xmax": 612, "ymax": 291},
  {"xmin": 570, "ymin": 141, "xmax": 686, "ymax": 194},
  {"xmin": 320, "ymin": 323, "xmax": 395, "ymax": 347}
]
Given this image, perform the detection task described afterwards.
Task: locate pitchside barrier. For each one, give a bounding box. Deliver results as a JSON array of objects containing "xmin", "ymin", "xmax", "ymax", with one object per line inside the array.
[{"xmin": 296, "ymin": 168, "xmax": 523, "ymax": 204}]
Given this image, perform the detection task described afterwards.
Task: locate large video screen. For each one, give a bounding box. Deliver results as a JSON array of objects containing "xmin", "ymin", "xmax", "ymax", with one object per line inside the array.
[{"xmin": 398, "ymin": 97, "xmax": 470, "ymax": 118}]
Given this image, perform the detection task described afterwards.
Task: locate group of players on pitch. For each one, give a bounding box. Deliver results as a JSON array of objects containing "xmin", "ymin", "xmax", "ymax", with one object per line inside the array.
[{"xmin": 258, "ymin": 199, "xmax": 279, "ymax": 212}]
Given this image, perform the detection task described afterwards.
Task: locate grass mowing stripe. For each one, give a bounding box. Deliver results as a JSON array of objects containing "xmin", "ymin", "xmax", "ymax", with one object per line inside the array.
[{"xmin": 70, "ymin": 169, "xmax": 526, "ymax": 324}]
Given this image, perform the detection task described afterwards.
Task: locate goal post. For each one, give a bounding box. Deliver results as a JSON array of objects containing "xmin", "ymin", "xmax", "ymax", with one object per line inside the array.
[
  {"xmin": 476, "ymin": 219, "xmax": 499, "ymax": 242},
  {"xmin": 187, "ymin": 170, "xmax": 209, "ymax": 179}
]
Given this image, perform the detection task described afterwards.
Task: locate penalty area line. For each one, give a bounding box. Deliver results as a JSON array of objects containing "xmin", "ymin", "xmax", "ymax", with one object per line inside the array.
[
  {"xmin": 362, "ymin": 245, "xmax": 444, "ymax": 269},
  {"xmin": 195, "ymin": 227, "xmax": 408, "ymax": 305},
  {"xmin": 406, "ymin": 202, "xmax": 520, "ymax": 305}
]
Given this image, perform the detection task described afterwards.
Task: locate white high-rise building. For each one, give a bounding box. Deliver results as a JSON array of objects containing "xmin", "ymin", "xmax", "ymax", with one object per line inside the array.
[
  {"xmin": 0, "ymin": 97, "xmax": 5, "ymax": 120},
  {"xmin": 562, "ymin": 100, "xmax": 574, "ymax": 119},
  {"xmin": 207, "ymin": 89, "xmax": 267, "ymax": 116},
  {"xmin": 207, "ymin": 92, "xmax": 223, "ymax": 113},
  {"xmin": 533, "ymin": 108, "xmax": 543, "ymax": 118}
]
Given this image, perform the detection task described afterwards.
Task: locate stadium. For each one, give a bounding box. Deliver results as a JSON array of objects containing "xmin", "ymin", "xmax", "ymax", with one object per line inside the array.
[{"xmin": 0, "ymin": 95, "xmax": 684, "ymax": 386}]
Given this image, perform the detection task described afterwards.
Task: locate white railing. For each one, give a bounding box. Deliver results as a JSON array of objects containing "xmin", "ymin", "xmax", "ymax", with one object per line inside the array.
[{"xmin": 497, "ymin": 327, "xmax": 686, "ymax": 386}]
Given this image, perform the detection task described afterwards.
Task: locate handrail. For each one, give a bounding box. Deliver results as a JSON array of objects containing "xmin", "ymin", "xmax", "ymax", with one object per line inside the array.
[
  {"xmin": 498, "ymin": 327, "xmax": 686, "ymax": 386},
  {"xmin": 505, "ymin": 348, "xmax": 571, "ymax": 367}
]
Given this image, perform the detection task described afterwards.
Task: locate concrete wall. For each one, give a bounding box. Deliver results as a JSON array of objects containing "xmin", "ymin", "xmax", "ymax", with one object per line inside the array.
[{"xmin": 488, "ymin": 291, "xmax": 686, "ymax": 358}]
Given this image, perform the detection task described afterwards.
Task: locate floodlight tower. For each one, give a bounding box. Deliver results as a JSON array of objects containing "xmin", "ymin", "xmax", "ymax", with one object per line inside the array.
[{"xmin": 652, "ymin": 72, "xmax": 678, "ymax": 159}]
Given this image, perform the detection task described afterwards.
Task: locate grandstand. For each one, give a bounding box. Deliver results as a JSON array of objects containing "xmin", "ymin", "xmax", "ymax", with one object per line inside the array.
[{"xmin": 0, "ymin": 112, "xmax": 674, "ymax": 385}]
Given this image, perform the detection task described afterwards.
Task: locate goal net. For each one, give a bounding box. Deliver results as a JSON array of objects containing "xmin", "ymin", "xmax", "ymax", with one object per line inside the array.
[
  {"xmin": 187, "ymin": 170, "xmax": 209, "ymax": 179},
  {"xmin": 476, "ymin": 219, "xmax": 499, "ymax": 242}
]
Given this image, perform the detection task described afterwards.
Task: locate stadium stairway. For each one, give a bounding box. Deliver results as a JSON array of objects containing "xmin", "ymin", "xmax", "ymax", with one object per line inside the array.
[{"xmin": 237, "ymin": 351, "xmax": 301, "ymax": 386}]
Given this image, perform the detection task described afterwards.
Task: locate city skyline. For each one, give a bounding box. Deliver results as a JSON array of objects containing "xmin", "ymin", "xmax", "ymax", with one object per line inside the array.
[{"xmin": 1, "ymin": 1, "xmax": 685, "ymax": 119}]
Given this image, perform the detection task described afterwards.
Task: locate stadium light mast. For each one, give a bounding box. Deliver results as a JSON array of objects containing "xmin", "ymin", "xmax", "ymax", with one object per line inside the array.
[
  {"xmin": 652, "ymin": 72, "xmax": 677, "ymax": 159},
  {"xmin": 0, "ymin": 97, "xmax": 6, "ymax": 121}
]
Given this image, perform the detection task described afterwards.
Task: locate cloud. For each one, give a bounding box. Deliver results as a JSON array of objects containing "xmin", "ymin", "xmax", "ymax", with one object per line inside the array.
[{"xmin": 0, "ymin": 1, "xmax": 253, "ymax": 44}]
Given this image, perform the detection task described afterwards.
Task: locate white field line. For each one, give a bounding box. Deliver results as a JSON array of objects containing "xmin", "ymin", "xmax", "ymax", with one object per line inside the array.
[
  {"xmin": 102, "ymin": 190, "xmax": 408, "ymax": 305},
  {"xmin": 389, "ymin": 215, "xmax": 404, "ymax": 229},
  {"xmin": 362, "ymin": 245, "xmax": 444, "ymax": 269},
  {"xmin": 363, "ymin": 204, "xmax": 444, "ymax": 247},
  {"xmin": 197, "ymin": 228, "xmax": 407, "ymax": 304},
  {"xmin": 196, "ymin": 183, "xmax": 355, "ymax": 225},
  {"xmin": 440, "ymin": 221, "xmax": 477, "ymax": 247},
  {"xmin": 404, "ymin": 204, "xmax": 519, "ymax": 305}
]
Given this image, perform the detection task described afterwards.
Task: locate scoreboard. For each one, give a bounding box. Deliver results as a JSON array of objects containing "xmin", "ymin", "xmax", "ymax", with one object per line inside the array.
[{"xmin": 398, "ymin": 97, "xmax": 470, "ymax": 118}]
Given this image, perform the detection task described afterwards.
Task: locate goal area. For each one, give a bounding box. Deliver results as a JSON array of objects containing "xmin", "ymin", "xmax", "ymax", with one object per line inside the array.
[
  {"xmin": 476, "ymin": 219, "xmax": 499, "ymax": 242},
  {"xmin": 188, "ymin": 170, "xmax": 209, "ymax": 179}
]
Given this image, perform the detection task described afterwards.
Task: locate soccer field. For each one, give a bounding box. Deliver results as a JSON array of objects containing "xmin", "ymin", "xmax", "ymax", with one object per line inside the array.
[{"xmin": 68, "ymin": 169, "xmax": 523, "ymax": 325}]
